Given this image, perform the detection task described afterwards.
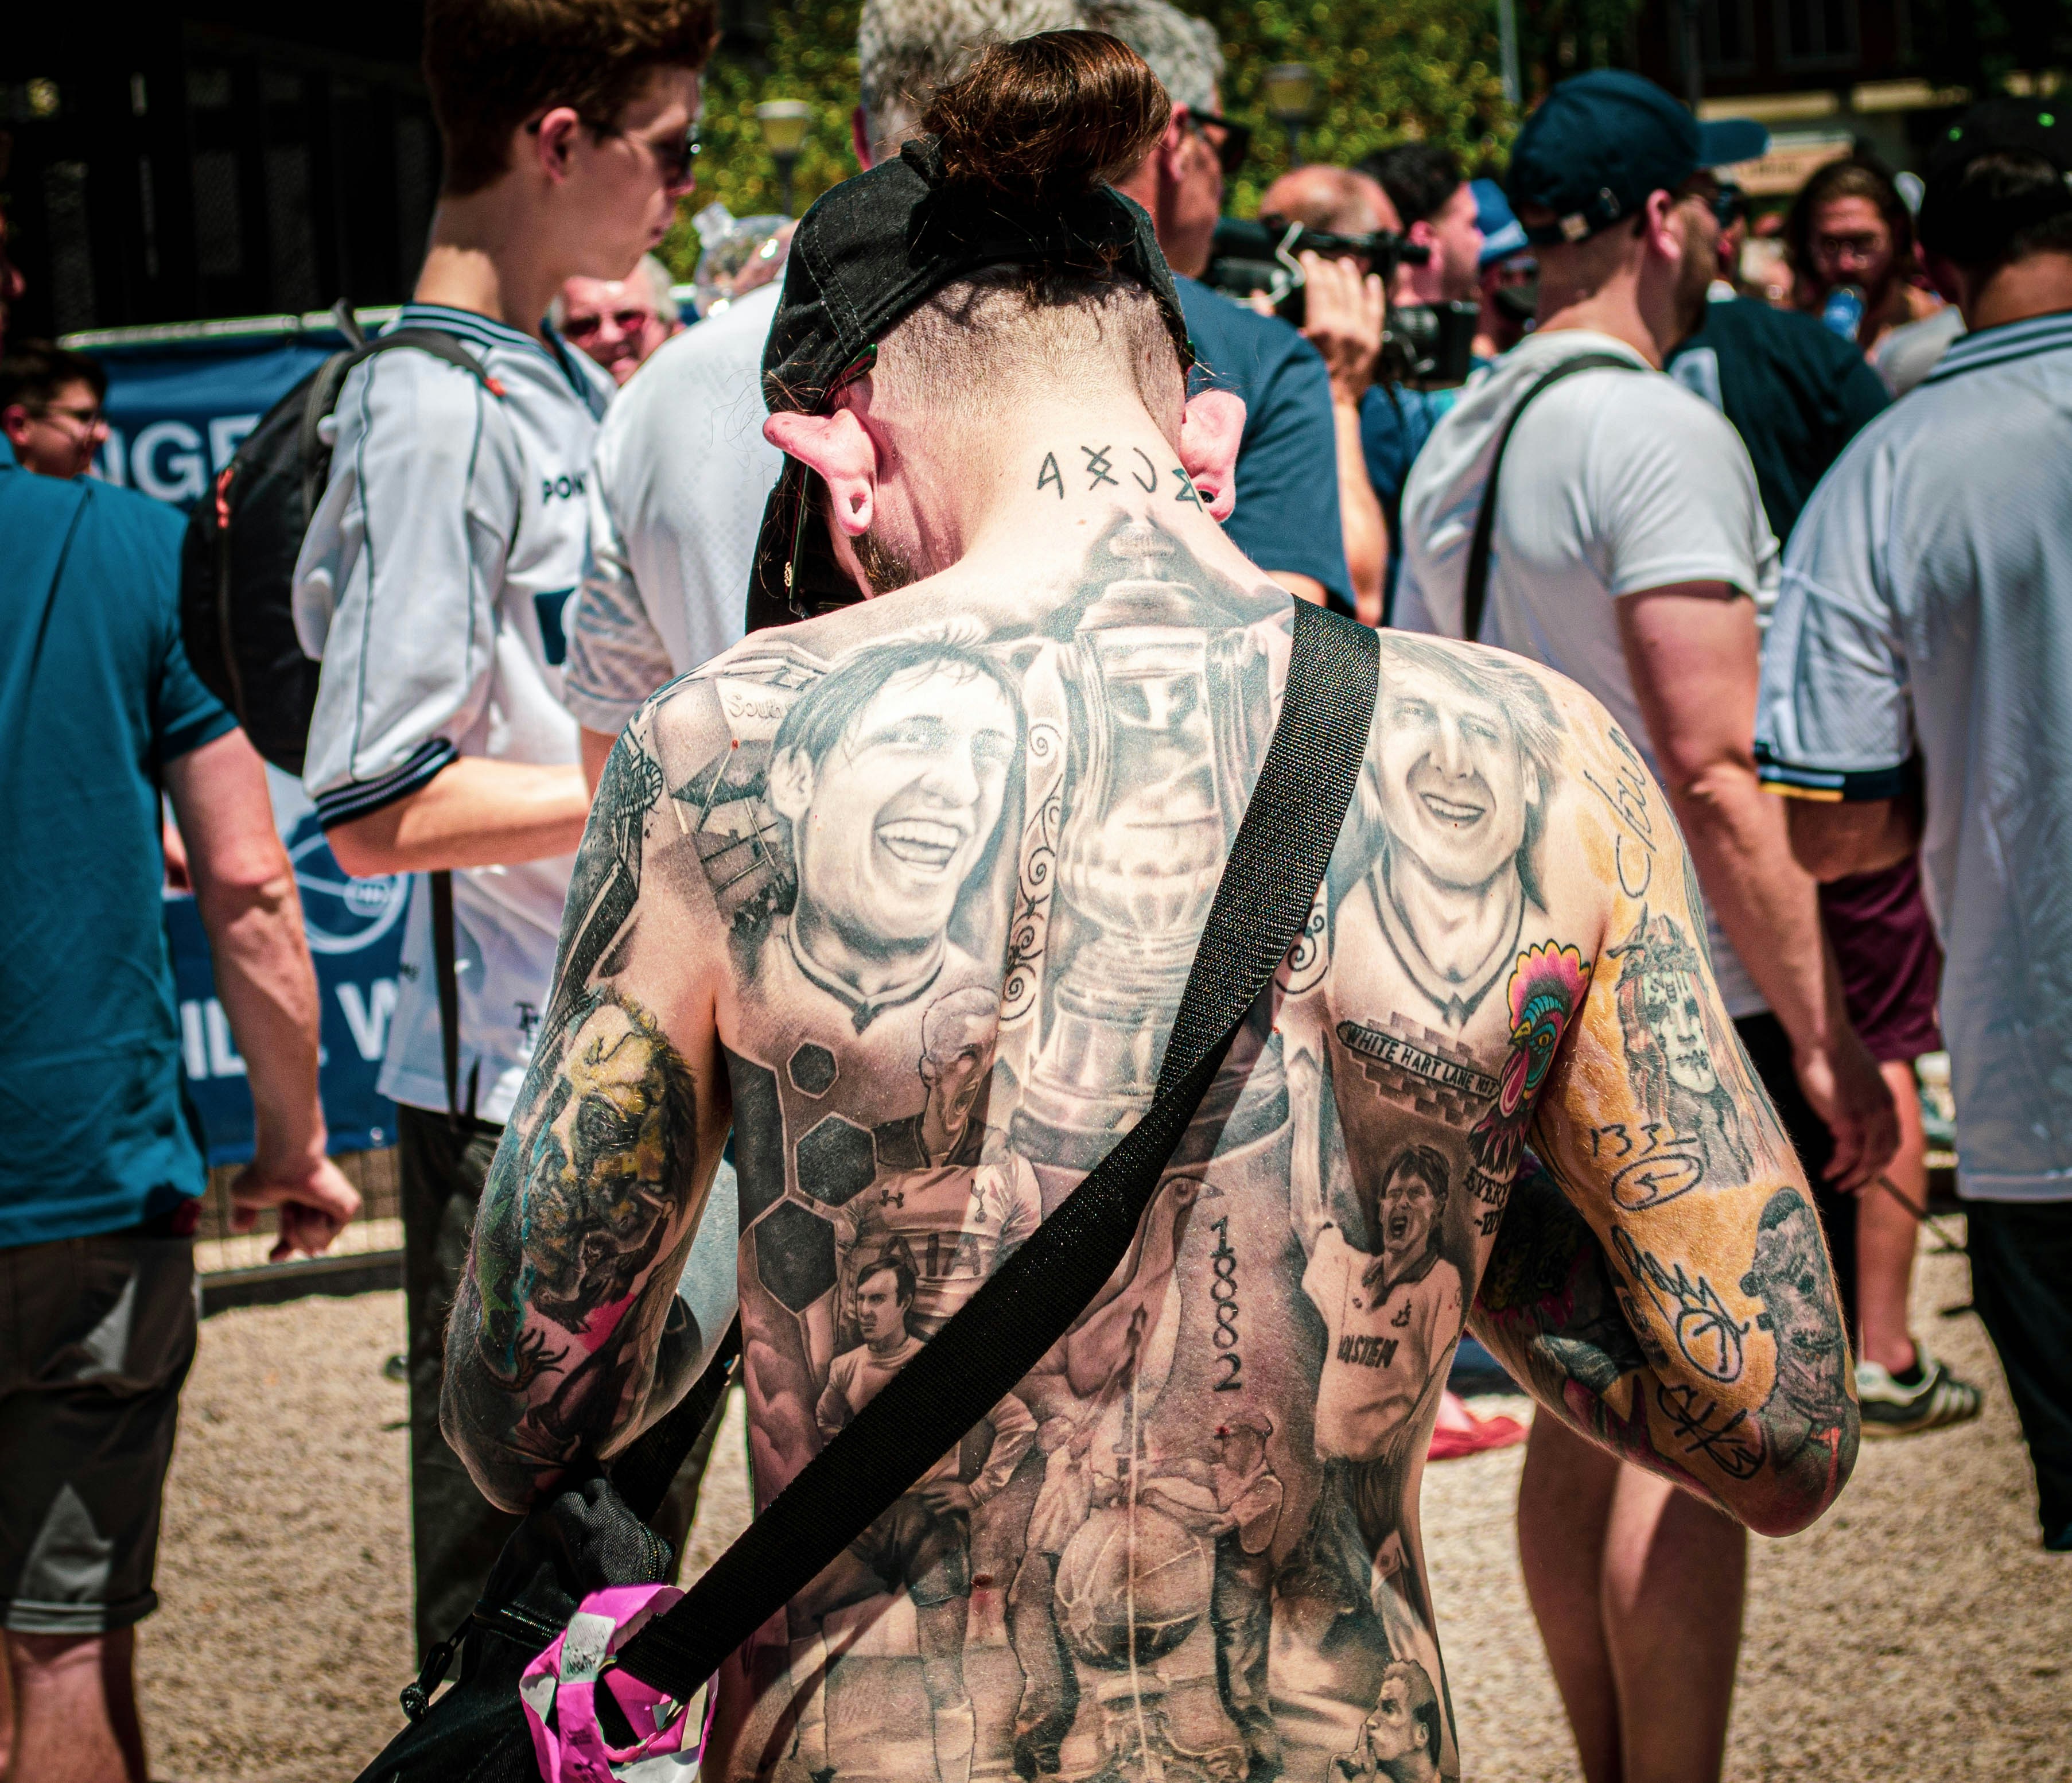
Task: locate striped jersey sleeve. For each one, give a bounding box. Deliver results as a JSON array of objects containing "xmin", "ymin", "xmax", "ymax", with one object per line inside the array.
[
  {"xmin": 1756, "ymin": 430, "xmax": 1915, "ymax": 802},
  {"xmin": 294, "ymin": 345, "xmax": 524, "ymax": 829}
]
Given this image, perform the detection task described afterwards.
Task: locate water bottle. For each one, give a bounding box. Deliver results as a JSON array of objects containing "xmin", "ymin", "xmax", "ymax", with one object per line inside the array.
[{"xmin": 1821, "ymin": 283, "xmax": 1865, "ymax": 342}]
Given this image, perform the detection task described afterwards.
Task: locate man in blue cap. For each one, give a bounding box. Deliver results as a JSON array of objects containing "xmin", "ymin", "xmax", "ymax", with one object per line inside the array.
[{"xmin": 1395, "ymin": 69, "xmax": 1898, "ymax": 1783}]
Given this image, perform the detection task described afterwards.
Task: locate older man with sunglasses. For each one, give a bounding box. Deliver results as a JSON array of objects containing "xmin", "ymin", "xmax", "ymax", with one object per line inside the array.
[{"xmin": 554, "ymin": 252, "xmax": 686, "ymax": 385}]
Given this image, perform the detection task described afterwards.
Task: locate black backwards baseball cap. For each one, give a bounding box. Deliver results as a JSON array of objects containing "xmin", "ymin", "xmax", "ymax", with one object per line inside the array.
[
  {"xmin": 1918, "ymin": 97, "xmax": 2072, "ymax": 266},
  {"xmin": 747, "ymin": 63, "xmax": 1196, "ymax": 632},
  {"xmin": 1507, "ymin": 70, "xmax": 1769, "ymax": 247}
]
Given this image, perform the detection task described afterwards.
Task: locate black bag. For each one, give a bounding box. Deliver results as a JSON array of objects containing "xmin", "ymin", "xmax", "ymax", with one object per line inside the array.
[
  {"xmin": 176, "ymin": 302, "xmax": 497, "ymax": 1121},
  {"xmin": 177, "ymin": 302, "xmax": 497, "ymax": 776},
  {"xmin": 354, "ymin": 600, "xmax": 1381, "ymax": 1783}
]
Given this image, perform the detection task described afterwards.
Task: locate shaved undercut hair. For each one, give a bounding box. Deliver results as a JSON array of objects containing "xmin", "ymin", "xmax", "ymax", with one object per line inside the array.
[{"xmin": 874, "ymin": 32, "xmax": 1188, "ymax": 425}]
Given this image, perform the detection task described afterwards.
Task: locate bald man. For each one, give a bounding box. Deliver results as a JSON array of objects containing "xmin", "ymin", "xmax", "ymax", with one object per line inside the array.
[
  {"xmin": 1259, "ymin": 165, "xmax": 1401, "ymax": 240},
  {"xmin": 1254, "ymin": 166, "xmax": 1394, "ymax": 623},
  {"xmin": 1262, "ymin": 169, "xmax": 1462, "ymax": 619}
]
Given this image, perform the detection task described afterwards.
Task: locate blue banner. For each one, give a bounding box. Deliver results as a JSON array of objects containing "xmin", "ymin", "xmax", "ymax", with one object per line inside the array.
[
  {"xmin": 81, "ymin": 321, "xmax": 403, "ymax": 1160},
  {"xmin": 88, "ymin": 336, "xmax": 337, "ymax": 505},
  {"xmin": 166, "ymin": 770, "xmax": 409, "ymax": 1165}
]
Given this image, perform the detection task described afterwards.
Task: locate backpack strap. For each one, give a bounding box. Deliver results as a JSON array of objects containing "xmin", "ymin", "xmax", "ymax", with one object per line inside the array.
[
  {"xmin": 428, "ymin": 868, "xmax": 479, "ymax": 1129},
  {"xmin": 612, "ymin": 600, "xmax": 1380, "ymax": 1700},
  {"xmin": 1459, "ymin": 351, "xmax": 1642, "ymax": 643}
]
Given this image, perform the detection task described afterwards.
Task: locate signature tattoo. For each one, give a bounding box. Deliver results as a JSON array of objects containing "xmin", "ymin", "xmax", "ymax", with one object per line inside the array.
[
  {"xmin": 1655, "ymin": 1382, "xmax": 1764, "ymax": 1479},
  {"xmin": 1581, "ymin": 728, "xmax": 1659, "ymax": 901},
  {"xmin": 1610, "ymin": 1225, "xmax": 1748, "ymax": 1382}
]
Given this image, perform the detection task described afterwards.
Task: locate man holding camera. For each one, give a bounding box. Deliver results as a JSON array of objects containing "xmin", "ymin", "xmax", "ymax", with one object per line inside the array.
[
  {"xmin": 1334, "ymin": 146, "xmax": 1483, "ymax": 619},
  {"xmin": 1253, "ymin": 165, "xmax": 1398, "ymax": 626}
]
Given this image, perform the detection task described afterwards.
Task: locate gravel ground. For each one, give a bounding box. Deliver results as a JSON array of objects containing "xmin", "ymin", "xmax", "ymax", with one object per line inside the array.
[{"xmin": 137, "ymin": 1228, "xmax": 2068, "ymax": 1781}]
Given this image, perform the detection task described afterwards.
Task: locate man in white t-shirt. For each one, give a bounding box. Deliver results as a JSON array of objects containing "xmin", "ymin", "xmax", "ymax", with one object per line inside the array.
[
  {"xmin": 1395, "ymin": 69, "xmax": 1895, "ymax": 1782},
  {"xmin": 292, "ymin": 0, "xmax": 710, "ymax": 1655},
  {"xmin": 1759, "ymin": 99, "xmax": 2072, "ymax": 1552},
  {"xmin": 563, "ymin": 278, "xmax": 784, "ymax": 781}
]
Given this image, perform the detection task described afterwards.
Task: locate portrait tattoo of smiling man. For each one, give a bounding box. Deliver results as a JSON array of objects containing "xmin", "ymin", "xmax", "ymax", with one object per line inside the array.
[{"xmin": 440, "ymin": 32, "xmax": 1856, "ymax": 1783}]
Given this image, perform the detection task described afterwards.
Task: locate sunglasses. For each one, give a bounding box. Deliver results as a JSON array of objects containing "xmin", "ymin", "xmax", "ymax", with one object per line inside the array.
[
  {"xmin": 559, "ymin": 307, "xmax": 659, "ymax": 341},
  {"xmin": 1183, "ymin": 110, "xmax": 1252, "ymax": 179},
  {"xmin": 1679, "ymin": 176, "xmax": 1748, "ymax": 229},
  {"xmin": 32, "ymin": 401, "xmax": 104, "ymax": 431},
  {"xmin": 648, "ymin": 121, "xmax": 702, "ymax": 189},
  {"xmin": 530, "ymin": 115, "xmax": 702, "ymax": 188},
  {"xmin": 1709, "ymin": 183, "xmax": 1749, "ymax": 227}
]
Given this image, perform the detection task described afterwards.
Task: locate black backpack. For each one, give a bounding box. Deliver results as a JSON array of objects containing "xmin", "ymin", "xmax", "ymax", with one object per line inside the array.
[
  {"xmin": 178, "ymin": 302, "xmax": 499, "ymax": 1122},
  {"xmin": 178, "ymin": 302, "xmax": 497, "ymax": 775}
]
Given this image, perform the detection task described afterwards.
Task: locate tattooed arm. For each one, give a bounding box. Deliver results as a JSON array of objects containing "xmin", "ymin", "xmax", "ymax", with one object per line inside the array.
[
  {"xmin": 441, "ymin": 708, "xmax": 734, "ymax": 1511},
  {"xmin": 1471, "ymin": 720, "xmax": 1858, "ymax": 1537}
]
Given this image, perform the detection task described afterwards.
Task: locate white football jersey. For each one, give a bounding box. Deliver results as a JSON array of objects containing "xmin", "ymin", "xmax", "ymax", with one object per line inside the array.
[{"xmin": 295, "ymin": 304, "xmax": 613, "ymax": 1122}]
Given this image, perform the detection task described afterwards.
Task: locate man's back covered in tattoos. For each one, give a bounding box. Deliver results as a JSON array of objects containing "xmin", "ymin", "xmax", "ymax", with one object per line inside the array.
[{"xmin": 441, "ymin": 34, "xmax": 1855, "ymax": 1783}]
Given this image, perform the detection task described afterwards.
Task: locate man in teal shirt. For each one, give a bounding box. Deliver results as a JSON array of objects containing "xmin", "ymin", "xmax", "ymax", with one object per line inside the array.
[{"xmin": 0, "ymin": 211, "xmax": 356, "ymax": 1783}]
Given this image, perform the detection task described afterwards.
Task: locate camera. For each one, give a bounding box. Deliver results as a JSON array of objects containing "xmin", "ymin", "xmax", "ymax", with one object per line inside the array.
[
  {"xmin": 1202, "ymin": 216, "xmax": 1480, "ymax": 389},
  {"xmin": 1204, "ymin": 216, "xmax": 1424, "ymax": 328}
]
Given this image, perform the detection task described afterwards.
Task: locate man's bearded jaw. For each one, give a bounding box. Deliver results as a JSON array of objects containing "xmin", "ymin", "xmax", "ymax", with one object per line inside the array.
[{"xmin": 855, "ymin": 526, "xmax": 920, "ymax": 596}]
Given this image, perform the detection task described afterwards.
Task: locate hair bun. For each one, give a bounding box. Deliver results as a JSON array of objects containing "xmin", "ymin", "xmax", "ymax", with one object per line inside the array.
[{"xmin": 920, "ymin": 30, "xmax": 1171, "ymax": 203}]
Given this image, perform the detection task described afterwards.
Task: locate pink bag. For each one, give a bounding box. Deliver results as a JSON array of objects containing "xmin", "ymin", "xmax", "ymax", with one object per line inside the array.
[{"xmin": 518, "ymin": 1584, "xmax": 707, "ymax": 1782}]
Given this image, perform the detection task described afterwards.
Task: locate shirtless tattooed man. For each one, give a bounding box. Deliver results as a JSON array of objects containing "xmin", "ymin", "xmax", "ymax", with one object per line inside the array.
[{"xmin": 443, "ymin": 33, "xmax": 1856, "ymax": 1783}]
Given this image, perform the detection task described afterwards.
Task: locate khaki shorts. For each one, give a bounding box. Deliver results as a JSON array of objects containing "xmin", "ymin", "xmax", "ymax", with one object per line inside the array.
[{"xmin": 0, "ymin": 1229, "xmax": 197, "ymax": 1634}]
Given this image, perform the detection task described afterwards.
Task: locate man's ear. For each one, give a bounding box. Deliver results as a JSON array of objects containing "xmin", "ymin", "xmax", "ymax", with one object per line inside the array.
[
  {"xmin": 1641, "ymin": 187, "xmax": 1685, "ymax": 264},
  {"xmin": 1154, "ymin": 111, "xmax": 1189, "ymax": 181},
  {"xmin": 1177, "ymin": 388, "xmax": 1246, "ymax": 521},
  {"xmin": 850, "ymin": 104, "xmax": 876, "ymax": 171},
  {"xmin": 1406, "ymin": 217, "xmax": 1439, "ymax": 251},
  {"xmin": 526, "ymin": 106, "xmax": 585, "ymax": 185},
  {"xmin": 767, "ymin": 745, "xmax": 814, "ymax": 822},
  {"xmin": 1922, "ymin": 248, "xmax": 1967, "ymax": 310},
  {"xmin": 765, "ymin": 406, "xmax": 878, "ymax": 536}
]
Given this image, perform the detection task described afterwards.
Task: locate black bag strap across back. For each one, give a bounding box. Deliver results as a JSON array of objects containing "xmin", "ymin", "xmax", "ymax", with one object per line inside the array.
[
  {"xmin": 611, "ymin": 598, "xmax": 1379, "ymax": 1700},
  {"xmin": 1459, "ymin": 352, "xmax": 1641, "ymax": 643}
]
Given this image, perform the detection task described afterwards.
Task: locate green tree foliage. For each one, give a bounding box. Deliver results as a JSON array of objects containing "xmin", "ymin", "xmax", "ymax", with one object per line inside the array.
[
  {"xmin": 659, "ymin": 0, "xmax": 865, "ymax": 279},
  {"xmin": 1191, "ymin": 0, "xmax": 1515, "ymax": 216},
  {"xmin": 663, "ymin": 0, "xmax": 1531, "ymax": 277}
]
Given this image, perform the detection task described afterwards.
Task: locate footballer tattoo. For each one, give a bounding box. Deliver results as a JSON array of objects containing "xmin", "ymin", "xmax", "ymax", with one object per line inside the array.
[{"xmin": 445, "ymin": 510, "xmax": 1853, "ymax": 1782}]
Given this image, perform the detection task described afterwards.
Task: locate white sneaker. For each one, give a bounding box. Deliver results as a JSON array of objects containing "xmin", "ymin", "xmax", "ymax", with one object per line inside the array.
[{"xmin": 1856, "ymin": 1346, "xmax": 1983, "ymax": 1438}]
